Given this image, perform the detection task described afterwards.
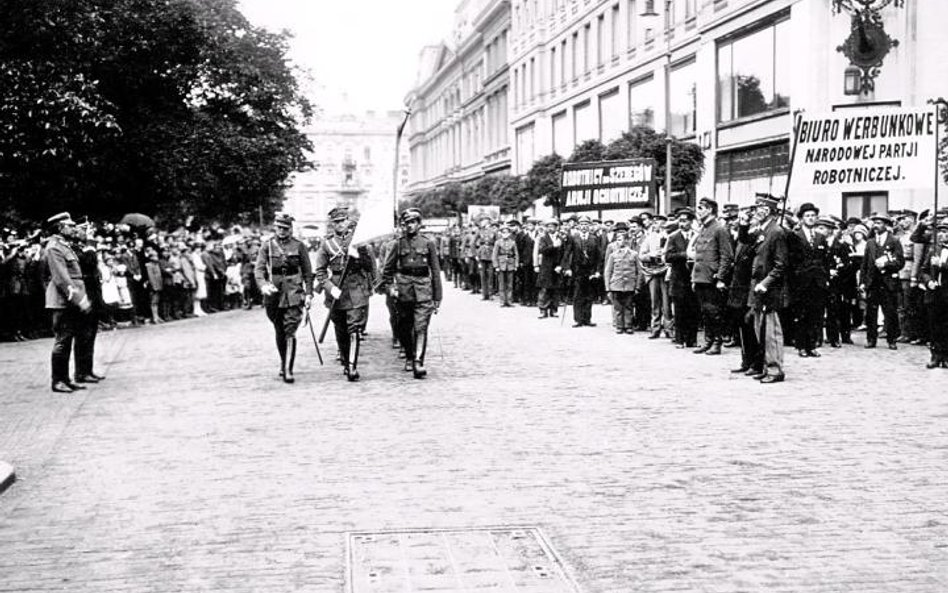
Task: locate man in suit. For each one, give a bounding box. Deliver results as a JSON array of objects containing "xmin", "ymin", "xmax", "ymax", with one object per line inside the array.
[
  {"xmin": 790, "ymin": 202, "xmax": 830, "ymax": 358},
  {"xmin": 749, "ymin": 195, "xmax": 790, "ymax": 383},
  {"xmin": 729, "ymin": 205, "xmax": 762, "ymax": 374},
  {"xmin": 534, "ymin": 219, "xmax": 563, "ymax": 319},
  {"xmin": 817, "ymin": 216, "xmax": 855, "ymax": 348},
  {"xmin": 691, "ymin": 198, "xmax": 734, "ymax": 355},
  {"xmin": 43, "ymin": 212, "xmax": 93, "ymax": 393},
  {"xmin": 512, "ymin": 219, "xmax": 535, "ymax": 306},
  {"xmin": 665, "ymin": 208, "xmax": 699, "ymax": 348},
  {"xmin": 860, "ymin": 213, "xmax": 905, "ymax": 349},
  {"xmin": 560, "ymin": 216, "xmax": 602, "ymax": 327}
]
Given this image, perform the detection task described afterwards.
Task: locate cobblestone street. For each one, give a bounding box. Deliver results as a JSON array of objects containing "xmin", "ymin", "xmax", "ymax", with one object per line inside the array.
[{"xmin": 1, "ymin": 284, "xmax": 947, "ymax": 592}]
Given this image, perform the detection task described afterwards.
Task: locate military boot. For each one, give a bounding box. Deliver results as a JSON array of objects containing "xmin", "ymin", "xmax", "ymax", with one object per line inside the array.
[
  {"xmin": 284, "ymin": 337, "xmax": 296, "ymax": 383},
  {"xmin": 412, "ymin": 330, "xmax": 428, "ymax": 379},
  {"xmin": 346, "ymin": 332, "xmax": 361, "ymax": 382}
]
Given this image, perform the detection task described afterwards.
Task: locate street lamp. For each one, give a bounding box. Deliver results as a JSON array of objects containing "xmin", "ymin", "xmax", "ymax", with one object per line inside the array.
[{"xmin": 843, "ymin": 64, "xmax": 862, "ymax": 96}]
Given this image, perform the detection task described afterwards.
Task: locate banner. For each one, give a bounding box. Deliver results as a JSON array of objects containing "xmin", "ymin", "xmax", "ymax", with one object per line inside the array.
[
  {"xmin": 788, "ymin": 107, "xmax": 938, "ymax": 195},
  {"xmin": 467, "ymin": 205, "xmax": 501, "ymax": 222},
  {"xmin": 560, "ymin": 159, "xmax": 657, "ymax": 212}
]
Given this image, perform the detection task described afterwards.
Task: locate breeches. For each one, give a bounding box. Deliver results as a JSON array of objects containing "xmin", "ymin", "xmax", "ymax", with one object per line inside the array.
[{"xmin": 265, "ymin": 302, "xmax": 303, "ymax": 339}]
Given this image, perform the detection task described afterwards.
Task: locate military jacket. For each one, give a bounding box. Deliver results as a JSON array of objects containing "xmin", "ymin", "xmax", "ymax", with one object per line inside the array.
[
  {"xmin": 492, "ymin": 237, "xmax": 519, "ymax": 271},
  {"xmin": 43, "ymin": 235, "xmax": 88, "ymax": 309},
  {"xmin": 254, "ymin": 236, "xmax": 313, "ymax": 308},
  {"xmin": 474, "ymin": 228, "xmax": 496, "ymax": 261},
  {"xmin": 314, "ymin": 233, "xmax": 376, "ymax": 310},
  {"xmin": 381, "ymin": 232, "xmax": 443, "ymax": 303}
]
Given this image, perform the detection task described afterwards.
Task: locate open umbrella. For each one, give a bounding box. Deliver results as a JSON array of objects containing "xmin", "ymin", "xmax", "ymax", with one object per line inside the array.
[{"xmin": 119, "ymin": 213, "xmax": 156, "ymax": 229}]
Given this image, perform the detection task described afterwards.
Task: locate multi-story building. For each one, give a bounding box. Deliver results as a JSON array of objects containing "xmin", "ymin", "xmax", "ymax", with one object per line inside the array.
[
  {"xmin": 406, "ymin": 0, "xmax": 512, "ymax": 196},
  {"xmin": 508, "ymin": 0, "xmax": 948, "ymax": 217},
  {"xmin": 283, "ymin": 110, "xmax": 410, "ymax": 232}
]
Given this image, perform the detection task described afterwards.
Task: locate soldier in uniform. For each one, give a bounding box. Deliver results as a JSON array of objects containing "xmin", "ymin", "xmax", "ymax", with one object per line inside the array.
[
  {"xmin": 380, "ymin": 208, "xmax": 443, "ymax": 379},
  {"xmin": 474, "ymin": 217, "xmax": 496, "ymax": 300},
  {"xmin": 43, "ymin": 212, "xmax": 94, "ymax": 393},
  {"xmin": 314, "ymin": 206, "xmax": 376, "ymax": 382},
  {"xmin": 492, "ymin": 223, "xmax": 519, "ymax": 307},
  {"xmin": 254, "ymin": 213, "xmax": 314, "ymax": 383}
]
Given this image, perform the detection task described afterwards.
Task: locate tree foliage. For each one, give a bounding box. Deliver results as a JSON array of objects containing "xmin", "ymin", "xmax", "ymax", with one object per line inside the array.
[
  {"xmin": 604, "ymin": 126, "xmax": 705, "ymax": 198},
  {"xmin": 0, "ymin": 0, "xmax": 312, "ymax": 227},
  {"xmin": 524, "ymin": 153, "xmax": 564, "ymax": 211}
]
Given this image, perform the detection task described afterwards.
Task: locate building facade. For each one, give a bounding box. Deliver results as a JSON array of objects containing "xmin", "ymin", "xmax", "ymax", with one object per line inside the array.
[
  {"xmin": 506, "ymin": 0, "xmax": 948, "ymax": 217},
  {"xmin": 283, "ymin": 110, "xmax": 410, "ymax": 232},
  {"xmin": 406, "ymin": 0, "xmax": 512, "ymax": 196}
]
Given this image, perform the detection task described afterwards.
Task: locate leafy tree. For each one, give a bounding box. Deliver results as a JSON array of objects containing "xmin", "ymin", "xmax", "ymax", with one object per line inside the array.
[
  {"xmin": 523, "ymin": 153, "xmax": 564, "ymax": 212},
  {"xmin": 0, "ymin": 0, "xmax": 312, "ymax": 227},
  {"xmin": 604, "ymin": 126, "xmax": 705, "ymax": 201},
  {"xmin": 568, "ymin": 139, "xmax": 606, "ymax": 163}
]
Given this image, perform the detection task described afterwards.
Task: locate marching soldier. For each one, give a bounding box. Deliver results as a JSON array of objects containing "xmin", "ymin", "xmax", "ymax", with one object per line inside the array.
[
  {"xmin": 380, "ymin": 208, "xmax": 442, "ymax": 379},
  {"xmin": 254, "ymin": 213, "xmax": 314, "ymax": 383},
  {"xmin": 43, "ymin": 212, "xmax": 93, "ymax": 393},
  {"xmin": 314, "ymin": 206, "xmax": 376, "ymax": 382}
]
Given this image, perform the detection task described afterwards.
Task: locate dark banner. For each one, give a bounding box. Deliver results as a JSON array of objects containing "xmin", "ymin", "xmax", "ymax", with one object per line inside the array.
[{"xmin": 560, "ymin": 158, "xmax": 658, "ymax": 212}]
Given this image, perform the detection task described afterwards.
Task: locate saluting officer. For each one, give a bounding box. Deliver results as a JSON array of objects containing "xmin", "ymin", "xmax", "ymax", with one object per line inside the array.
[
  {"xmin": 254, "ymin": 213, "xmax": 314, "ymax": 383},
  {"xmin": 380, "ymin": 208, "xmax": 442, "ymax": 379},
  {"xmin": 314, "ymin": 206, "xmax": 376, "ymax": 382},
  {"xmin": 43, "ymin": 212, "xmax": 93, "ymax": 393}
]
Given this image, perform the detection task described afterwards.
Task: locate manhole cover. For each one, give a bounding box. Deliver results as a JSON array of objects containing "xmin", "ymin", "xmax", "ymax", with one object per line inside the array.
[{"xmin": 346, "ymin": 526, "xmax": 581, "ymax": 593}]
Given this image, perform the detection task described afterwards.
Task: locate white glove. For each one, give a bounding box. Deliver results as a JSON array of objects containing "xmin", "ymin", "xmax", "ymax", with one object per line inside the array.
[
  {"xmin": 329, "ymin": 285, "xmax": 342, "ymax": 300},
  {"xmin": 347, "ymin": 245, "xmax": 359, "ymax": 258},
  {"xmin": 261, "ymin": 282, "xmax": 278, "ymax": 296}
]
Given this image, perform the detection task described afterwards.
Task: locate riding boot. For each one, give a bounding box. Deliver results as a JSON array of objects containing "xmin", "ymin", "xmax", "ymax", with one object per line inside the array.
[
  {"xmin": 276, "ymin": 334, "xmax": 287, "ymax": 380},
  {"xmin": 412, "ymin": 330, "xmax": 428, "ymax": 379},
  {"xmin": 347, "ymin": 332, "xmax": 361, "ymax": 382},
  {"xmin": 284, "ymin": 336, "xmax": 296, "ymax": 383}
]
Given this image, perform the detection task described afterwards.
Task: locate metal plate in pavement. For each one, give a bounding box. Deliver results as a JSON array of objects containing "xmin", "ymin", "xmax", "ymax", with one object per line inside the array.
[{"xmin": 346, "ymin": 526, "xmax": 581, "ymax": 593}]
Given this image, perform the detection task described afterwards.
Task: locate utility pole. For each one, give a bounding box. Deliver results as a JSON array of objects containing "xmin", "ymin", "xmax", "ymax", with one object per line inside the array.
[{"xmin": 663, "ymin": 0, "xmax": 673, "ymax": 216}]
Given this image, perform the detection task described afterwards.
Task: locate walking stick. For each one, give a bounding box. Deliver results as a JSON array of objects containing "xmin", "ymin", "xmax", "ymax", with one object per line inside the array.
[{"xmin": 305, "ymin": 307, "xmax": 324, "ymax": 365}]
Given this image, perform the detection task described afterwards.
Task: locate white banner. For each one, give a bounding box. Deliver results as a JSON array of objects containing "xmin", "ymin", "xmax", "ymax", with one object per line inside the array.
[{"xmin": 788, "ymin": 107, "xmax": 938, "ymax": 195}]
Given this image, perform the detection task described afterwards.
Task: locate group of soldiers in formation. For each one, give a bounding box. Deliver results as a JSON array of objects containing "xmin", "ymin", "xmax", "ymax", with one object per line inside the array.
[
  {"xmin": 253, "ymin": 206, "xmax": 441, "ymax": 383},
  {"xmin": 436, "ymin": 195, "xmax": 948, "ymax": 382}
]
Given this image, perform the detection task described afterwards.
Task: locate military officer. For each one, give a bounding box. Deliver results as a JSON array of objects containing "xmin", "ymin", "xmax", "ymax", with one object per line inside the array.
[
  {"xmin": 380, "ymin": 208, "xmax": 443, "ymax": 379},
  {"xmin": 314, "ymin": 206, "xmax": 376, "ymax": 382},
  {"xmin": 254, "ymin": 213, "xmax": 314, "ymax": 383},
  {"xmin": 43, "ymin": 212, "xmax": 93, "ymax": 393}
]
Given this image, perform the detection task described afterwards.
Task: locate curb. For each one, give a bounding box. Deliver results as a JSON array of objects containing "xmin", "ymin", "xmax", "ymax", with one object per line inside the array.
[{"xmin": 0, "ymin": 461, "xmax": 15, "ymax": 495}]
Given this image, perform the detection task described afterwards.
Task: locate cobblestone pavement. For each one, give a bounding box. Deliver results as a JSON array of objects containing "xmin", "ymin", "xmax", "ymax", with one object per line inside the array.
[{"xmin": 1, "ymin": 284, "xmax": 947, "ymax": 592}]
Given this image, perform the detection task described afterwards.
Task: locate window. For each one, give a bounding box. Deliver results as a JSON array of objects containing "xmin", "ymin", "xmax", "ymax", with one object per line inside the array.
[
  {"xmin": 843, "ymin": 192, "xmax": 888, "ymax": 219},
  {"xmin": 551, "ymin": 46, "xmax": 557, "ymax": 89},
  {"xmin": 363, "ymin": 146, "xmax": 371, "ymax": 161},
  {"xmin": 574, "ymin": 100, "xmax": 595, "ymax": 144},
  {"xmin": 611, "ymin": 4, "xmax": 620, "ymax": 57},
  {"xmin": 529, "ymin": 57, "xmax": 536, "ymax": 99},
  {"xmin": 552, "ymin": 111, "xmax": 570, "ymax": 156},
  {"xmin": 718, "ymin": 17, "xmax": 791, "ymax": 122},
  {"xmin": 599, "ymin": 88, "xmax": 624, "ymax": 142},
  {"xmin": 628, "ymin": 74, "xmax": 656, "ymax": 129},
  {"xmin": 561, "ymin": 39, "xmax": 567, "ymax": 85},
  {"xmin": 516, "ymin": 123, "xmax": 536, "ymax": 173},
  {"xmin": 583, "ymin": 24, "xmax": 591, "ymax": 73},
  {"xmin": 597, "ymin": 15, "xmax": 605, "ymax": 66},
  {"xmin": 714, "ymin": 141, "xmax": 790, "ymax": 202},
  {"xmin": 571, "ymin": 32, "xmax": 578, "ymax": 80},
  {"xmin": 627, "ymin": 0, "xmax": 637, "ymax": 49},
  {"xmin": 669, "ymin": 58, "xmax": 696, "ymax": 137}
]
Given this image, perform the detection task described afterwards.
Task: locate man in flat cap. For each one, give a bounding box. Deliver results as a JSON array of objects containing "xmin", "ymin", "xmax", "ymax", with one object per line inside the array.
[
  {"xmin": 255, "ymin": 213, "xmax": 314, "ymax": 383},
  {"xmin": 860, "ymin": 213, "xmax": 904, "ymax": 349},
  {"xmin": 560, "ymin": 215, "xmax": 603, "ymax": 327},
  {"xmin": 789, "ymin": 202, "xmax": 829, "ymax": 358},
  {"xmin": 691, "ymin": 198, "xmax": 734, "ymax": 355},
  {"xmin": 534, "ymin": 218, "xmax": 563, "ymax": 319},
  {"xmin": 43, "ymin": 212, "xmax": 94, "ymax": 393},
  {"xmin": 315, "ymin": 206, "xmax": 376, "ymax": 382},
  {"xmin": 380, "ymin": 208, "xmax": 442, "ymax": 379}
]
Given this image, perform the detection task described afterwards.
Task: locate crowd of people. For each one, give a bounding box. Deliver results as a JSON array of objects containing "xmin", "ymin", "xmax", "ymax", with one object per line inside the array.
[
  {"xmin": 0, "ymin": 218, "xmax": 315, "ymax": 344},
  {"xmin": 435, "ymin": 196, "xmax": 948, "ymax": 382}
]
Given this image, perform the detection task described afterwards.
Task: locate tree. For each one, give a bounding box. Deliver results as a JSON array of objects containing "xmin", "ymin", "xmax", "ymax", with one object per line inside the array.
[
  {"xmin": 568, "ymin": 139, "xmax": 606, "ymax": 163},
  {"xmin": 0, "ymin": 0, "xmax": 312, "ymax": 227},
  {"xmin": 523, "ymin": 153, "xmax": 564, "ymax": 212},
  {"xmin": 604, "ymin": 126, "xmax": 705, "ymax": 200}
]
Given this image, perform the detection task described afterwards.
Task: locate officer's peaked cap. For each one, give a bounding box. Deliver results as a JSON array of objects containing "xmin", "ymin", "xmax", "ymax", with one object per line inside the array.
[
  {"xmin": 400, "ymin": 208, "xmax": 423, "ymax": 223},
  {"xmin": 328, "ymin": 206, "xmax": 349, "ymax": 222},
  {"xmin": 273, "ymin": 213, "xmax": 294, "ymax": 228},
  {"xmin": 46, "ymin": 212, "xmax": 74, "ymax": 229}
]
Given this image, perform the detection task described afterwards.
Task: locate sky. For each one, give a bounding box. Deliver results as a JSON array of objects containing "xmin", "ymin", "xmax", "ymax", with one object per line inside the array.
[{"xmin": 238, "ymin": 0, "xmax": 457, "ymax": 115}]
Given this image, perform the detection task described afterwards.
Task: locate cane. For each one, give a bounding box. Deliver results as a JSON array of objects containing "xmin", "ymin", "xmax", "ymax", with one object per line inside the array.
[{"xmin": 304, "ymin": 307, "xmax": 324, "ymax": 365}]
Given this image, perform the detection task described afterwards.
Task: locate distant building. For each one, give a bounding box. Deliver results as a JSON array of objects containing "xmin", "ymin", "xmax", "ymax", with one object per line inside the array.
[
  {"xmin": 405, "ymin": 0, "xmax": 512, "ymax": 197},
  {"xmin": 283, "ymin": 111, "xmax": 410, "ymax": 232}
]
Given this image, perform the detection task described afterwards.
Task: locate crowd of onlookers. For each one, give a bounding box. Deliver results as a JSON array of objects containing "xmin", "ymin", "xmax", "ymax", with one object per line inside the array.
[
  {"xmin": 435, "ymin": 199, "xmax": 948, "ymax": 372},
  {"xmin": 0, "ymin": 221, "xmax": 323, "ymax": 342}
]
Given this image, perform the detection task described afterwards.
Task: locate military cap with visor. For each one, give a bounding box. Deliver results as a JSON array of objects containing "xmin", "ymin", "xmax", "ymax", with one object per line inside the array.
[
  {"xmin": 400, "ymin": 208, "xmax": 423, "ymax": 224},
  {"xmin": 273, "ymin": 213, "xmax": 295, "ymax": 228}
]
